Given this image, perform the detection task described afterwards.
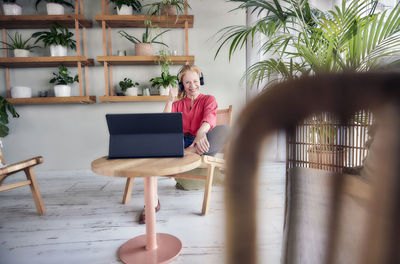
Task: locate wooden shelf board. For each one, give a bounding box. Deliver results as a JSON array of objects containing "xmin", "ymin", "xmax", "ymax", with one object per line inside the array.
[
  {"xmin": 96, "ymin": 56, "xmax": 194, "ymax": 65},
  {"xmin": 0, "ymin": 15, "xmax": 92, "ymax": 28},
  {"xmin": 0, "ymin": 57, "xmax": 94, "ymax": 68},
  {"xmin": 99, "ymin": 96, "xmax": 168, "ymax": 102},
  {"xmin": 94, "ymin": 15, "xmax": 193, "ymax": 28},
  {"xmin": 7, "ymin": 96, "xmax": 96, "ymax": 105}
]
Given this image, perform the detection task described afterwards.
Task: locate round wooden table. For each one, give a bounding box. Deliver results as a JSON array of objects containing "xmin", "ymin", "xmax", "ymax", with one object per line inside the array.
[{"xmin": 91, "ymin": 151, "xmax": 202, "ymax": 264}]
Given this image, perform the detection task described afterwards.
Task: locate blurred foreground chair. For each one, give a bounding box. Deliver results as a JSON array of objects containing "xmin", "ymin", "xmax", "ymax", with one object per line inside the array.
[
  {"xmin": 122, "ymin": 105, "xmax": 233, "ymax": 215},
  {"xmin": 0, "ymin": 147, "xmax": 45, "ymax": 215},
  {"xmin": 226, "ymin": 73, "xmax": 400, "ymax": 264}
]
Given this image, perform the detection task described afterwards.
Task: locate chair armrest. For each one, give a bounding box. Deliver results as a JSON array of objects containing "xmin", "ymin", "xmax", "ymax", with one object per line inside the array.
[
  {"xmin": 0, "ymin": 156, "xmax": 43, "ymax": 175},
  {"xmin": 202, "ymin": 155, "xmax": 225, "ymax": 168}
]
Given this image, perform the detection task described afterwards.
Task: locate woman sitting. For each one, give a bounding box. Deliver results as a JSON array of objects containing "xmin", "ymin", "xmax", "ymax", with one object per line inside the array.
[{"xmin": 139, "ymin": 64, "xmax": 230, "ymax": 224}]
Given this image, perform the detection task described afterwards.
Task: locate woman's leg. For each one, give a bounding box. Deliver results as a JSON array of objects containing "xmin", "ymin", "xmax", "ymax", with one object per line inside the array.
[{"xmin": 205, "ymin": 125, "xmax": 231, "ymax": 156}]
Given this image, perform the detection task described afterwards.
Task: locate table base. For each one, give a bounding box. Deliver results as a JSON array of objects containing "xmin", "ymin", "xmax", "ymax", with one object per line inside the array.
[{"xmin": 119, "ymin": 233, "xmax": 182, "ymax": 264}]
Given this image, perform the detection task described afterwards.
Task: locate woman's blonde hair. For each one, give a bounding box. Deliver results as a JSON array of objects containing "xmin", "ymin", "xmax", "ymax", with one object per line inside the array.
[{"xmin": 177, "ymin": 64, "xmax": 202, "ymax": 99}]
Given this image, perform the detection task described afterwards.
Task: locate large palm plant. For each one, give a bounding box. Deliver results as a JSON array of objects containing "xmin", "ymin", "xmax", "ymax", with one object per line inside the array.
[{"xmin": 215, "ymin": 0, "xmax": 400, "ymax": 88}]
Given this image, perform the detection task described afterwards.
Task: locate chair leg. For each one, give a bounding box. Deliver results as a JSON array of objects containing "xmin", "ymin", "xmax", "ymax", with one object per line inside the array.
[
  {"xmin": 24, "ymin": 167, "xmax": 46, "ymax": 215},
  {"xmin": 202, "ymin": 164, "xmax": 215, "ymax": 215},
  {"xmin": 122, "ymin": 177, "xmax": 134, "ymax": 204}
]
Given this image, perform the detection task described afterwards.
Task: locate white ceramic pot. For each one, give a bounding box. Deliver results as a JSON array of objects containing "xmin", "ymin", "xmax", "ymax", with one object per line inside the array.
[
  {"xmin": 135, "ymin": 43, "xmax": 153, "ymax": 56},
  {"xmin": 54, "ymin": 85, "xmax": 71, "ymax": 97},
  {"xmin": 46, "ymin": 3, "xmax": 64, "ymax": 15},
  {"xmin": 11, "ymin": 86, "xmax": 32, "ymax": 98},
  {"xmin": 159, "ymin": 86, "xmax": 170, "ymax": 96},
  {"xmin": 13, "ymin": 49, "xmax": 30, "ymax": 57},
  {"xmin": 125, "ymin": 87, "xmax": 138, "ymax": 96},
  {"xmin": 50, "ymin": 44, "xmax": 67, "ymax": 56},
  {"xmin": 3, "ymin": 3, "xmax": 22, "ymax": 15},
  {"xmin": 117, "ymin": 4, "xmax": 133, "ymax": 15}
]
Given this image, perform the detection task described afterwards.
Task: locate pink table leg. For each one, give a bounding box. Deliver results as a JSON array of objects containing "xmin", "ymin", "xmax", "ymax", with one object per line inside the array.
[{"xmin": 119, "ymin": 176, "xmax": 182, "ymax": 264}]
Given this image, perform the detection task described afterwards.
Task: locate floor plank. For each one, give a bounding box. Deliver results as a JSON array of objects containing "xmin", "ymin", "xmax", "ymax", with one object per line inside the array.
[{"xmin": 0, "ymin": 163, "xmax": 285, "ymax": 264}]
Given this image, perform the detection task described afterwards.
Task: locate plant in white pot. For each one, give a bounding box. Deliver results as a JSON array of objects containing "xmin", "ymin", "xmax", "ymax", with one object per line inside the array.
[
  {"xmin": 110, "ymin": 0, "xmax": 142, "ymax": 15},
  {"xmin": 0, "ymin": 32, "xmax": 39, "ymax": 57},
  {"xmin": 50, "ymin": 65, "xmax": 78, "ymax": 97},
  {"xmin": 150, "ymin": 54, "xmax": 177, "ymax": 95},
  {"xmin": 145, "ymin": 0, "xmax": 189, "ymax": 16},
  {"xmin": 34, "ymin": 0, "xmax": 74, "ymax": 15},
  {"xmin": 32, "ymin": 23, "xmax": 76, "ymax": 56},
  {"xmin": 119, "ymin": 25, "xmax": 169, "ymax": 56},
  {"xmin": 119, "ymin": 77, "xmax": 139, "ymax": 96},
  {"xmin": 2, "ymin": 0, "xmax": 22, "ymax": 15}
]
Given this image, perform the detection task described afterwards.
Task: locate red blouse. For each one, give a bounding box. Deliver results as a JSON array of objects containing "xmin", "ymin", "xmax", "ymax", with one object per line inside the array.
[{"xmin": 172, "ymin": 94, "xmax": 217, "ymax": 136}]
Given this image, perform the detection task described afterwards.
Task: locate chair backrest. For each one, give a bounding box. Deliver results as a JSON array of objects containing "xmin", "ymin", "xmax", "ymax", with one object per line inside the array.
[
  {"xmin": 216, "ymin": 105, "xmax": 233, "ymax": 126},
  {"xmin": 225, "ymin": 72, "xmax": 400, "ymax": 264}
]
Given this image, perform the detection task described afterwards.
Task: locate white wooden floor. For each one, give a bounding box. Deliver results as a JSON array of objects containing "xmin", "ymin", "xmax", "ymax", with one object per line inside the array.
[{"xmin": 0, "ymin": 163, "xmax": 285, "ymax": 264}]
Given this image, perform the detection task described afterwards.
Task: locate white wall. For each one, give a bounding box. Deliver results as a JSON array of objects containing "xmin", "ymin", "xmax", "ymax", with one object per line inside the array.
[{"xmin": 1, "ymin": 0, "xmax": 246, "ymax": 171}]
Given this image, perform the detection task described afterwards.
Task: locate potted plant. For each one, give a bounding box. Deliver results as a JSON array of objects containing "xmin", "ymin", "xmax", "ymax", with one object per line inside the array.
[
  {"xmin": 110, "ymin": 0, "xmax": 142, "ymax": 15},
  {"xmin": 0, "ymin": 32, "xmax": 39, "ymax": 57},
  {"xmin": 119, "ymin": 77, "xmax": 140, "ymax": 96},
  {"xmin": 50, "ymin": 65, "xmax": 78, "ymax": 97},
  {"xmin": 150, "ymin": 51, "xmax": 178, "ymax": 95},
  {"xmin": 32, "ymin": 23, "xmax": 76, "ymax": 56},
  {"xmin": 145, "ymin": 0, "xmax": 189, "ymax": 16},
  {"xmin": 215, "ymin": 0, "xmax": 400, "ymax": 169},
  {"xmin": 2, "ymin": 0, "xmax": 21, "ymax": 15},
  {"xmin": 34, "ymin": 0, "xmax": 74, "ymax": 15},
  {"xmin": 0, "ymin": 96, "xmax": 19, "ymax": 138},
  {"xmin": 119, "ymin": 25, "xmax": 169, "ymax": 56}
]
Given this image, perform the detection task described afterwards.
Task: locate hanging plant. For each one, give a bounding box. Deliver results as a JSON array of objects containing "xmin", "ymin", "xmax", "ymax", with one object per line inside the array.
[{"xmin": 0, "ymin": 96, "xmax": 19, "ymax": 138}]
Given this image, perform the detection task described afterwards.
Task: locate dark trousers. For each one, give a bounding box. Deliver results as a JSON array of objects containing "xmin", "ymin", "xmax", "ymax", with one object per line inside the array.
[{"xmin": 183, "ymin": 125, "xmax": 231, "ymax": 156}]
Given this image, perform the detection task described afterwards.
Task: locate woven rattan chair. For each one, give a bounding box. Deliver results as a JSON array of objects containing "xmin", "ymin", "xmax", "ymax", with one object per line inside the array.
[
  {"xmin": 122, "ymin": 105, "xmax": 233, "ymax": 215},
  {"xmin": 0, "ymin": 147, "xmax": 46, "ymax": 215},
  {"xmin": 226, "ymin": 72, "xmax": 400, "ymax": 264}
]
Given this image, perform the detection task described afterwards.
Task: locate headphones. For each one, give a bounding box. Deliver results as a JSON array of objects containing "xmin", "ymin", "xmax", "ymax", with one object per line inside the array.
[{"xmin": 177, "ymin": 67, "xmax": 205, "ymax": 91}]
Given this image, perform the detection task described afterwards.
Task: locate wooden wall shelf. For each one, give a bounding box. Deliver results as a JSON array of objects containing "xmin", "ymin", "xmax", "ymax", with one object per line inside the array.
[
  {"xmin": 99, "ymin": 96, "xmax": 168, "ymax": 102},
  {"xmin": 7, "ymin": 96, "xmax": 96, "ymax": 105},
  {"xmin": 97, "ymin": 0, "xmax": 193, "ymax": 98},
  {"xmin": 94, "ymin": 15, "xmax": 193, "ymax": 28},
  {"xmin": 0, "ymin": 57, "xmax": 94, "ymax": 68},
  {"xmin": 0, "ymin": 0, "xmax": 94, "ymax": 104},
  {"xmin": 96, "ymin": 56, "xmax": 194, "ymax": 65},
  {"xmin": 0, "ymin": 15, "xmax": 93, "ymax": 29}
]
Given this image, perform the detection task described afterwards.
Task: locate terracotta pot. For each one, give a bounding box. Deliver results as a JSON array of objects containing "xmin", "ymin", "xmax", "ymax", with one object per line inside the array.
[
  {"xmin": 135, "ymin": 43, "xmax": 153, "ymax": 56},
  {"xmin": 161, "ymin": 5, "xmax": 177, "ymax": 15}
]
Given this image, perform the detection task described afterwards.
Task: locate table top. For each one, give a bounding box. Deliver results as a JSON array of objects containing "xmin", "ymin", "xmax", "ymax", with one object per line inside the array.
[{"xmin": 91, "ymin": 151, "xmax": 202, "ymax": 178}]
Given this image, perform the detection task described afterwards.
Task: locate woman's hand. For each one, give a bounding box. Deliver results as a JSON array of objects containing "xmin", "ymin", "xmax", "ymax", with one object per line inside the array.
[
  {"xmin": 191, "ymin": 132, "xmax": 210, "ymax": 155},
  {"xmin": 164, "ymin": 85, "xmax": 178, "ymax": 112},
  {"xmin": 169, "ymin": 85, "xmax": 178, "ymax": 102}
]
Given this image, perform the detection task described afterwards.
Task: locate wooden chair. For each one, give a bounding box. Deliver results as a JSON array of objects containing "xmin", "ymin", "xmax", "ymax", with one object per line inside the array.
[
  {"xmin": 225, "ymin": 72, "xmax": 400, "ymax": 264},
  {"xmin": 0, "ymin": 147, "xmax": 46, "ymax": 215},
  {"xmin": 122, "ymin": 105, "xmax": 233, "ymax": 215}
]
